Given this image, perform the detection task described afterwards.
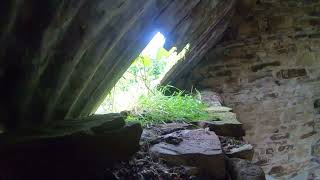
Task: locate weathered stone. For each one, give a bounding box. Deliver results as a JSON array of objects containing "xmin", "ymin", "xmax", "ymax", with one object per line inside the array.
[
  {"xmin": 141, "ymin": 123, "xmax": 194, "ymax": 143},
  {"xmin": 251, "ymin": 61, "xmax": 281, "ymax": 72},
  {"xmin": 0, "ymin": 121, "xmax": 142, "ymax": 179},
  {"xmin": 270, "ymin": 133, "xmax": 289, "ymax": 141},
  {"xmin": 314, "ymin": 99, "xmax": 320, "ymax": 109},
  {"xmin": 220, "ymin": 136, "xmax": 254, "ymax": 160},
  {"xmin": 157, "ymin": 123, "xmax": 194, "ymax": 135},
  {"xmin": 268, "ymin": 166, "xmax": 285, "ymax": 176},
  {"xmin": 300, "ymin": 131, "xmax": 317, "ymax": 139},
  {"xmin": 297, "ymin": 52, "xmax": 316, "ymax": 66},
  {"xmin": 196, "ymin": 120, "xmax": 245, "ymax": 137},
  {"xmin": 175, "ymin": 1, "xmax": 320, "ymax": 177},
  {"xmin": 312, "ymin": 140, "xmax": 320, "ymax": 158},
  {"xmin": 150, "ymin": 129, "xmax": 226, "ymax": 179},
  {"xmin": 266, "ymin": 148, "xmax": 274, "ymax": 155},
  {"xmin": 216, "ymin": 70, "xmax": 233, "ymax": 77},
  {"xmin": 198, "ymin": 90, "xmax": 224, "ymax": 107},
  {"xmin": 205, "ymin": 106, "xmax": 233, "ymax": 113},
  {"xmin": 226, "ymin": 144, "xmax": 254, "ymax": 161},
  {"xmin": 141, "ymin": 129, "xmax": 159, "ymax": 143},
  {"xmin": 276, "ymin": 69, "xmax": 307, "ymax": 79},
  {"xmin": 278, "ymin": 145, "xmax": 294, "ymax": 153},
  {"xmin": 227, "ymin": 158, "xmax": 266, "ymax": 180}
]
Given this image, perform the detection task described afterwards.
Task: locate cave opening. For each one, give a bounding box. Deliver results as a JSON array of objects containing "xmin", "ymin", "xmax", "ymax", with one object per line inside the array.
[
  {"xmin": 95, "ymin": 32, "xmax": 189, "ymax": 115},
  {"xmin": 1, "ymin": 0, "xmax": 319, "ymax": 179}
]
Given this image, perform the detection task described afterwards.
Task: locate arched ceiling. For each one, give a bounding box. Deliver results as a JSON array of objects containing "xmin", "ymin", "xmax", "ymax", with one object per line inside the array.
[{"xmin": 0, "ymin": 0, "xmax": 236, "ymax": 130}]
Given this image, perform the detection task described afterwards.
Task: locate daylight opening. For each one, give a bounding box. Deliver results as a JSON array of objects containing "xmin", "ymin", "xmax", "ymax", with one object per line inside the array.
[{"xmin": 95, "ymin": 32, "xmax": 189, "ymax": 114}]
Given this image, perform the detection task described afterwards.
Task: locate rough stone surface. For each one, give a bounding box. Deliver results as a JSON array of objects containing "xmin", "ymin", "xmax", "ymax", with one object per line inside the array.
[
  {"xmin": 174, "ymin": 0, "xmax": 320, "ymax": 178},
  {"xmin": 227, "ymin": 158, "xmax": 266, "ymax": 180},
  {"xmin": 156, "ymin": 123, "xmax": 195, "ymax": 135},
  {"xmin": 0, "ymin": 120, "xmax": 142, "ymax": 180},
  {"xmin": 226, "ymin": 145, "xmax": 254, "ymax": 161},
  {"xmin": 312, "ymin": 140, "xmax": 320, "ymax": 158},
  {"xmin": 220, "ymin": 136, "xmax": 254, "ymax": 161},
  {"xmin": 150, "ymin": 129, "xmax": 226, "ymax": 179},
  {"xmin": 141, "ymin": 123, "xmax": 194, "ymax": 143},
  {"xmin": 196, "ymin": 120, "xmax": 245, "ymax": 137},
  {"xmin": 198, "ymin": 90, "xmax": 224, "ymax": 107}
]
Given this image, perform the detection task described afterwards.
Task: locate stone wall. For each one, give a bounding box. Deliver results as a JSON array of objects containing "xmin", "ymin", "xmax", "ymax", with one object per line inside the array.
[{"xmin": 175, "ymin": 1, "xmax": 320, "ymax": 179}]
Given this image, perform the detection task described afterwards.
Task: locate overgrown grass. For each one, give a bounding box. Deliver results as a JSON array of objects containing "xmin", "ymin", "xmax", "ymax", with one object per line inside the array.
[{"xmin": 127, "ymin": 86, "xmax": 209, "ymax": 126}]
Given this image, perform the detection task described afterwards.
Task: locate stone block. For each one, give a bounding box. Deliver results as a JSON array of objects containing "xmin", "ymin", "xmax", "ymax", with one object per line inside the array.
[
  {"xmin": 297, "ymin": 52, "xmax": 316, "ymax": 66},
  {"xmin": 150, "ymin": 129, "xmax": 226, "ymax": 180},
  {"xmin": 268, "ymin": 165, "xmax": 286, "ymax": 177},
  {"xmin": 227, "ymin": 145, "xmax": 254, "ymax": 160},
  {"xmin": 251, "ymin": 61, "xmax": 280, "ymax": 72},
  {"xmin": 0, "ymin": 119, "xmax": 142, "ymax": 179},
  {"xmin": 270, "ymin": 133, "xmax": 289, "ymax": 141},
  {"xmin": 312, "ymin": 140, "xmax": 320, "ymax": 158},
  {"xmin": 276, "ymin": 69, "xmax": 307, "ymax": 79},
  {"xmin": 227, "ymin": 158, "xmax": 266, "ymax": 180},
  {"xmin": 196, "ymin": 120, "xmax": 245, "ymax": 137}
]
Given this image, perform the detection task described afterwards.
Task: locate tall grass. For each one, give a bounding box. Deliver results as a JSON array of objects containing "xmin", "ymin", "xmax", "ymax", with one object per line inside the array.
[{"xmin": 127, "ymin": 86, "xmax": 209, "ymax": 126}]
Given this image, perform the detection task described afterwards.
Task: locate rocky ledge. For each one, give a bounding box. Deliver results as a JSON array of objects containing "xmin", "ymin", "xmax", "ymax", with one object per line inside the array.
[
  {"xmin": 0, "ymin": 114, "xmax": 142, "ymax": 180},
  {"xmin": 107, "ymin": 121, "xmax": 265, "ymax": 180}
]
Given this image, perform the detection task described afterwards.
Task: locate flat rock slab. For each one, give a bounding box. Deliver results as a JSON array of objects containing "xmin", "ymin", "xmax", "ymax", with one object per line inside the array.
[
  {"xmin": 226, "ymin": 144, "xmax": 254, "ymax": 161},
  {"xmin": 205, "ymin": 106, "xmax": 232, "ymax": 113},
  {"xmin": 0, "ymin": 122, "xmax": 142, "ymax": 180},
  {"xmin": 157, "ymin": 123, "xmax": 195, "ymax": 135},
  {"xmin": 220, "ymin": 136, "xmax": 254, "ymax": 160},
  {"xmin": 150, "ymin": 129, "xmax": 226, "ymax": 180},
  {"xmin": 227, "ymin": 158, "xmax": 266, "ymax": 180},
  {"xmin": 196, "ymin": 120, "xmax": 245, "ymax": 137},
  {"xmin": 141, "ymin": 123, "xmax": 194, "ymax": 143}
]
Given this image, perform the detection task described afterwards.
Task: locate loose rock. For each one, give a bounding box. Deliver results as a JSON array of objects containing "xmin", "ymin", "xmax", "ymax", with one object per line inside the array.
[
  {"xmin": 227, "ymin": 158, "xmax": 266, "ymax": 180},
  {"xmin": 0, "ymin": 120, "xmax": 142, "ymax": 180},
  {"xmin": 196, "ymin": 120, "xmax": 245, "ymax": 137},
  {"xmin": 150, "ymin": 129, "xmax": 226, "ymax": 179},
  {"xmin": 220, "ymin": 136, "xmax": 254, "ymax": 160}
]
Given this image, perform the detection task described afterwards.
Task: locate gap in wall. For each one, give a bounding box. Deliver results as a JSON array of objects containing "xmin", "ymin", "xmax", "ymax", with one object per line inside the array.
[{"xmin": 95, "ymin": 32, "xmax": 189, "ymax": 114}]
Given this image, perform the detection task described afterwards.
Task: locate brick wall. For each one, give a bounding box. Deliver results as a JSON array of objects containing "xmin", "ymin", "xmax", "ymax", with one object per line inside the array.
[{"xmin": 175, "ymin": 1, "xmax": 320, "ymax": 179}]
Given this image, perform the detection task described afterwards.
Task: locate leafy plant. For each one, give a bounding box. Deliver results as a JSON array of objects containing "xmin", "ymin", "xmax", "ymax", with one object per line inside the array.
[
  {"xmin": 96, "ymin": 32, "xmax": 190, "ymax": 114},
  {"xmin": 127, "ymin": 86, "xmax": 209, "ymax": 126}
]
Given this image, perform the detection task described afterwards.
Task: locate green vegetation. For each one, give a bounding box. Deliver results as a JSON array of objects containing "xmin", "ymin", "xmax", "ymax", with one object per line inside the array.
[
  {"xmin": 96, "ymin": 32, "xmax": 206, "ymax": 126},
  {"xmin": 96, "ymin": 32, "xmax": 190, "ymax": 114},
  {"xmin": 127, "ymin": 86, "xmax": 209, "ymax": 126},
  {"xmin": 96, "ymin": 47, "xmax": 173, "ymax": 113}
]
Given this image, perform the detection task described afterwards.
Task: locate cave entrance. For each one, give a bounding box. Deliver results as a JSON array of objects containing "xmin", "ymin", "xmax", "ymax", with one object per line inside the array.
[{"xmin": 95, "ymin": 32, "xmax": 189, "ymax": 114}]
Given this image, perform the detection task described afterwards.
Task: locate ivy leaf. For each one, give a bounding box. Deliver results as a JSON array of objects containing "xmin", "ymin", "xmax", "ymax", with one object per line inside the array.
[
  {"xmin": 141, "ymin": 56, "xmax": 152, "ymax": 67},
  {"xmin": 156, "ymin": 48, "xmax": 170, "ymax": 61}
]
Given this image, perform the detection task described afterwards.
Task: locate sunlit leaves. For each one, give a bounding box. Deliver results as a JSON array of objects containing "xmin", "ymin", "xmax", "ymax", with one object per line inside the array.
[
  {"xmin": 156, "ymin": 48, "xmax": 171, "ymax": 61},
  {"xmin": 140, "ymin": 56, "xmax": 152, "ymax": 67}
]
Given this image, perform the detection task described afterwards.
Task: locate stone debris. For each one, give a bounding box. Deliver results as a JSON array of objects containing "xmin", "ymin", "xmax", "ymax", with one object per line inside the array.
[
  {"xmin": 109, "ymin": 122, "xmax": 263, "ymax": 180},
  {"xmin": 150, "ymin": 129, "xmax": 226, "ymax": 180},
  {"xmin": 101, "ymin": 93, "xmax": 262, "ymax": 180}
]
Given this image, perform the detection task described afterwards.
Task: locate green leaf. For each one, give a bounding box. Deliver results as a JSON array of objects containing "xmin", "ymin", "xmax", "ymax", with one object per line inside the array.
[
  {"xmin": 156, "ymin": 48, "xmax": 170, "ymax": 61},
  {"xmin": 140, "ymin": 56, "xmax": 152, "ymax": 67}
]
